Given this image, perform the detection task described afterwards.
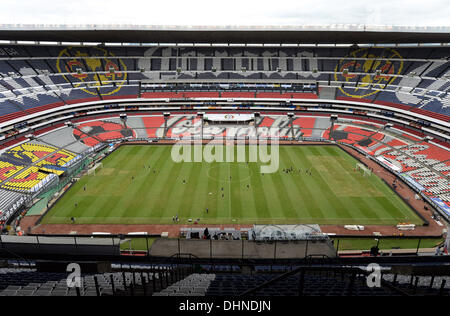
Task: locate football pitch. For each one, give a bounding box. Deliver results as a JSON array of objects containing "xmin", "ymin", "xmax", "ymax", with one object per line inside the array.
[{"xmin": 41, "ymin": 145, "xmax": 423, "ymax": 226}]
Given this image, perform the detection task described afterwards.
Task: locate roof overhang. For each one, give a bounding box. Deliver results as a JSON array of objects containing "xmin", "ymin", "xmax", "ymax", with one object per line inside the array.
[{"xmin": 0, "ymin": 25, "xmax": 449, "ymax": 44}]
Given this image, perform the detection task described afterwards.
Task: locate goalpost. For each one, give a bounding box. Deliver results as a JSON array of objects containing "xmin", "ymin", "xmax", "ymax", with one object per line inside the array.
[
  {"xmin": 355, "ymin": 163, "xmax": 371, "ymax": 176},
  {"xmin": 87, "ymin": 162, "xmax": 103, "ymax": 176}
]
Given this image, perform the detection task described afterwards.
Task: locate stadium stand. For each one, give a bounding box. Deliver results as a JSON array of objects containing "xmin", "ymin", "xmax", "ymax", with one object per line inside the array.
[
  {"xmin": 0, "ymin": 264, "xmax": 448, "ymax": 296},
  {"xmin": 0, "ymin": 264, "xmax": 190, "ymax": 297},
  {"xmin": 2, "ymin": 166, "xmax": 51, "ymax": 192},
  {"xmin": 141, "ymin": 116, "xmax": 166, "ymax": 138},
  {"xmin": 0, "ymin": 29, "xmax": 449, "ymax": 300},
  {"xmin": 0, "ymin": 45, "xmax": 448, "ymax": 124},
  {"xmin": 0, "ymin": 268, "xmax": 153, "ymax": 296},
  {"xmin": 0, "ymin": 158, "xmax": 25, "ymax": 181},
  {"xmin": 73, "ymin": 120, "xmax": 136, "ymax": 145},
  {"xmin": 0, "ymin": 189, "xmax": 27, "ymax": 226},
  {"xmin": 35, "ymin": 126, "xmax": 89, "ymax": 154},
  {"xmin": 156, "ymin": 272, "xmax": 450, "ymax": 296},
  {"xmin": 1, "ymin": 143, "xmax": 76, "ymax": 176}
]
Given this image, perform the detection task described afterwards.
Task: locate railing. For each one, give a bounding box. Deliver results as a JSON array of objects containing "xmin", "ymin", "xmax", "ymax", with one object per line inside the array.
[
  {"xmin": 93, "ymin": 265, "xmax": 195, "ymax": 297},
  {"xmin": 5, "ymin": 233, "xmax": 444, "ymax": 262},
  {"xmin": 238, "ymin": 265, "xmax": 413, "ymax": 296}
]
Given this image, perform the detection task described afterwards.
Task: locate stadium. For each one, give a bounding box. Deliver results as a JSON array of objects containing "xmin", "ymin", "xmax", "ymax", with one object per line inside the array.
[{"xmin": 0, "ymin": 24, "xmax": 449, "ymax": 298}]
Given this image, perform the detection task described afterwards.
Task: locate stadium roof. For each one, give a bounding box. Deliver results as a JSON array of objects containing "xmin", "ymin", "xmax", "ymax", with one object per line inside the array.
[{"xmin": 0, "ymin": 25, "xmax": 450, "ymax": 44}]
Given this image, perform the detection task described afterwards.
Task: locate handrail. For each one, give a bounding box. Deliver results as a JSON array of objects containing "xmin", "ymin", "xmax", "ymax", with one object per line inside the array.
[
  {"xmin": 239, "ymin": 265, "xmax": 412, "ymax": 296},
  {"xmin": 0, "ymin": 235, "xmax": 34, "ymax": 266}
]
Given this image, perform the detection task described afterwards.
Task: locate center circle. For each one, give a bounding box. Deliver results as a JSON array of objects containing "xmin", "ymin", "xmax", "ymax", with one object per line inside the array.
[{"xmin": 206, "ymin": 163, "xmax": 253, "ymax": 183}]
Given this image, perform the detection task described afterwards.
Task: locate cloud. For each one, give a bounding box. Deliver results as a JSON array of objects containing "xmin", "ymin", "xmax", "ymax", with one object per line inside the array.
[{"xmin": 0, "ymin": 0, "xmax": 449, "ymax": 26}]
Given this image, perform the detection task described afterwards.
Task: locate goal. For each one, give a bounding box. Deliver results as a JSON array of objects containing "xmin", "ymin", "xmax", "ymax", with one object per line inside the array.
[
  {"xmin": 87, "ymin": 162, "xmax": 103, "ymax": 176},
  {"xmin": 355, "ymin": 163, "xmax": 371, "ymax": 176}
]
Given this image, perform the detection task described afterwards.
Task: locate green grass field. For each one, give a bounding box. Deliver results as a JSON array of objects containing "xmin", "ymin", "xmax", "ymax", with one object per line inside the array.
[
  {"xmin": 332, "ymin": 238, "xmax": 443, "ymax": 251},
  {"xmin": 41, "ymin": 145, "xmax": 422, "ymax": 226},
  {"xmin": 117, "ymin": 237, "xmax": 443, "ymax": 252}
]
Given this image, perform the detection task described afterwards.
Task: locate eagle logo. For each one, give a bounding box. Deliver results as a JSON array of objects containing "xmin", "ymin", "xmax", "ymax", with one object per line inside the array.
[
  {"xmin": 56, "ymin": 47, "xmax": 127, "ymax": 96},
  {"xmin": 334, "ymin": 48, "xmax": 403, "ymax": 98}
]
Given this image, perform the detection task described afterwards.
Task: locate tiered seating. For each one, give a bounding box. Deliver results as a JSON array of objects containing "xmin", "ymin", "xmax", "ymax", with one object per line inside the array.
[
  {"xmin": 385, "ymin": 138, "xmax": 408, "ymax": 148},
  {"xmin": 0, "ymin": 137, "xmax": 27, "ymax": 151},
  {"xmin": 256, "ymin": 92, "xmax": 287, "ymax": 98},
  {"xmin": 154, "ymin": 272, "xmax": 432, "ymax": 296},
  {"xmin": 74, "ymin": 120, "xmax": 136, "ymax": 146},
  {"xmin": 422, "ymin": 180, "xmax": 450, "ymax": 197},
  {"xmin": 0, "ymin": 189, "xmax": 26, "ymax": 225},
  {"xmin": 0, "ymin": 159, "xmax": 25, "ymax": 181},
  {"xmin": 0, "ymin": 44, "xmax": 448, "ymax": 125},
  {"xmin": 0, "ymin": 142, "xmax": 77, "ymax": 192},
  {"xmin": 400, "ymin": 133, "xmax": 421, "ymax": 142},
  {"xmin": 182, "ymin": 92, "xmax": 219, "ymax": 98},
  {"xmin": 433, "ymin": 160, "xmax": 450, "ymax": 176},
  {"xmin": 380, "ymin": 142, "xmax": 450, "ymax": 172},
  {"xmin": 405, "ymin": 168, "xmax": 450, "ymax": 205},
  {"xmin": 431, "ymin": 138, "xmax": 450, "ymax": 149},
  {"xmin": 0, "ymin": 264, "xmax": 181, "ymax": 296},
  {"xmin": 0, "ymin": 268, "xmax": 156, "ymax": 296},
  {"xmin": 291, "ymin": 92, "xmax": 318, "ymax": 99},
  {"xmin": 142, "ymin": 116, "xmax": 166, "ymax": 138},
  {"xmin": 102, "ymin": 85, "xmax": 139, "ymax": 100},
  {"xmin": 34, "ymin": 126, "xmax": 88, "ymax": 154},
  {"xmin": 382, "ymin": 274, "xmax": 450, "ymax": 294},
  {"xmin": 33, "ymin": 124, "xmax": 64, "ymax": 137},
  {"xmin": 4, "ymin": 143, "xmax": 76, "ymax": 170},
  {"xmin": 410, "ymin": 107, "xmax": 449, "ymax": 122},
  {"xmin": 0, "ymin": 265, "xmax": 448, "ymax": 297},
  {"xmin": 140, "ymin": 92, "xmax": 180, "ymax": 98},
  {"xmin": 367, "ymin": 143, "xmax": 389, "ymax": 156},
  {"xmin": 321, "ymin": 125, "xmax": 370, "ymax": 144},
  {"xmin": 258, "ymin": 116, "xmax": 276, "ymax": 128},
  {"xmin": 411, "ymin": 142, "xmax": 450, "ymax": 163},
  {"xmin": 4, "ymin": 143, "xmax": 45, "ymax": 165},
  {"xmin": 74, "ymin": 134, "xmax": 100, "ymax": 147},
  {"xmin": 165, "ymin": 116, "xmax": 201, "ymax": 138},
  {"xmin": 220, "ymin": 92, "xmax": 255, "ymax": 98},
  {"xmin": 1, "ymin": 166, "xmax": 48, "ymax": 192},
  {"xmin": 381, "ymin": 149, "xmax": 423, "ymax": 172},
  {"xmin": 375, "ymin": 142, "xmax": 450, "ymax": 209},
  {"xmin": 392, "ymin": 125, "xmax": 426, "ymax": 138},
  {"xmin": 292, "ymin": 117, "xmax": 317, "ymax": 137},
  {"xmin": 24, "ymin": 102, "xmax": 65, "ymax": 115},
  {"xmin": 155, "ymin": 274, "xmax": 215, "ymax": 296}
]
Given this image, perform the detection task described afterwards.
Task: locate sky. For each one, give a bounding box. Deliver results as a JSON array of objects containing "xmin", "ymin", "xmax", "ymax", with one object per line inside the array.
[{"xmin": 1, "ymin": 0, "xmax": 449, "ymax": 27}]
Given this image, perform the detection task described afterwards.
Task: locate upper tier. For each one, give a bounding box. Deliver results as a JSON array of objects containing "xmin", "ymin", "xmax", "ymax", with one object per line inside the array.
[{"xmin": 0, "ymin": 45, "xmax": 448, "ymax": 123}]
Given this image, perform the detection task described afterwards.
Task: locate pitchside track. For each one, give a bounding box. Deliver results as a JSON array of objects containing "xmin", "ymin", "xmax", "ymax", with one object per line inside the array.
[{"xmin": 41, "ymin": 145, "xmax": 422, "ymax": 226}]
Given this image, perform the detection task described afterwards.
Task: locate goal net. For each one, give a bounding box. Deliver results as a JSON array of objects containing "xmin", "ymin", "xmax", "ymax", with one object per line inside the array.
[
  {"xmin": 355, "ymin": 163, "xmax": 371, "ymax": 176},
  {"xmin": 87, "ymin": 162, "xmax": 103, "ymax": 176}
]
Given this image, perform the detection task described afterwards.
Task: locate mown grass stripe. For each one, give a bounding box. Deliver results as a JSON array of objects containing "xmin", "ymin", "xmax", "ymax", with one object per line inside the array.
[
  {"xmin": 314, "ymin": 146, "xmax": 376, "ymax": 221},
  {"xmin": 281, "ymin": 147, "xmax": 316, "ymax": 220},
  {"xmin": 43, "ymin": 145, "xmax": 422, "ymax": 226}
]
